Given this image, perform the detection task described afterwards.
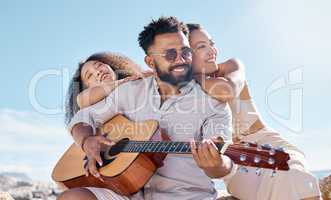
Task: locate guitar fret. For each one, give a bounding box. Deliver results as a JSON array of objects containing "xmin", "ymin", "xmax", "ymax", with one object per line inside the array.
[
  {"xmin": 169, "ymin": 142, "xmax": 176, "ymax": 153},
  {"xmin": 127, "ymin": 143, "xmax": 133, "ymax": 152},
  {"xmin": 147, "ymin": 142, "xmax": 155, "ymax": 152},
  {"xmin": 139, "ymin": 142, "xmax": 147, "ymax": 152},
  {"xmin": 179, "ymin": 142, "xmax": 189, "ymax": 153},
  {"xmin": 178, "ymin": 142, "xmax": 185, "ymax": 152},
  {"xmin": 172, "ymin": 142, "xmax": 181, "ymax": 152},
  {"xmin": 128, "ymin": 144, "xmax": 132, "ymax": 152},
  {"xmin": 150, "ymin": 142, "xmax": 157, "ymax": 152},
  {"xmin": 151, "ymin": 142, "xmax": 159, "ymax": 152},
  {"xmin": 140, "ymin": 142, "xmax": 147, "ymax": 152},
  {"xmin": 130, "ymin": 143, "xmax": 137, "ymax": 152},
  {"xmin": 185, "ymin": 143, "xmax": 191, "ymax": 152},
  {"xmin": 134, "ymin": 142, "xmax": 141, "ymax": 152},
  {"xmin": 144, "ymin": 141, "xmax": 153, "ymax": 152},
  {"xmin": 164, "ymin": 142, "xmax": 172, "ymax": 152},
  {"xmin": 131, "ymin": 143, "xmax": 136, "ymax": 152},
  {"xmin": 153, "ymin": 141, "xmax": 161, "ymax": 152},
  {"xmin": 122, "ymin": 143, "xmax": 131, "ymax": 152},
  {"xmin": 178, "ymin": 142, "xmax": 185, "ymax": 153},
  {"xmin": 159, "ymin": 142, "xmax": 168, "ymax": 152},
  {"xmin": 120, "ymin": 141, "xmax": 195, "ymax": 153},
  {"xmin": 144, "ymin": 142, "xmax": 151, "ymax": 152},
  {"xmin": 169, "ymin": 142, "xmax": 176, "ymax": 152}
]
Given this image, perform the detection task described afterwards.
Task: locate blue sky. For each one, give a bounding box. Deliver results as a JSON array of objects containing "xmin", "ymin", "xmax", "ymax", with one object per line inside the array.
[{"xmin": 0, "ymin": 0, "xmax": 330, "ymax": 181}]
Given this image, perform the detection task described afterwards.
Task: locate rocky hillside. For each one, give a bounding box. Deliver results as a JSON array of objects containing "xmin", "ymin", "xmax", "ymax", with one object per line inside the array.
[{"xmin": 0, "ymin": 172, "xmax": 60, "ymax": 200}]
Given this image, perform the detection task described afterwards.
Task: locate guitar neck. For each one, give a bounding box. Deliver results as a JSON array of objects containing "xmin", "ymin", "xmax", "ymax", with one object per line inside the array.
[
  {"xmin": 109, "ymin": 139, "xmax": 290, "ymax": 171},
  {"xmin": 120, "ymin": 140, "xmax": 223, "ymax": 154}
]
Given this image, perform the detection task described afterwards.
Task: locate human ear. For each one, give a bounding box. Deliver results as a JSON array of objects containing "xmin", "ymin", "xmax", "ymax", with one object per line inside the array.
[{"xmin": 144, "ymin": 55, "xmax": 155, "ymax": 71}]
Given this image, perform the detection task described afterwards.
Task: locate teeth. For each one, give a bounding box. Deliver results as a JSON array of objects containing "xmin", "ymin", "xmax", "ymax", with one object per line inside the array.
[{"xmin": 173, "ymin": 67, "xmax": 184, "ymax": 72}]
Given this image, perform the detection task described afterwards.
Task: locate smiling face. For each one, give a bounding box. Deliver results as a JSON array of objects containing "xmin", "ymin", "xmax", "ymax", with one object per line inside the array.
[
  {"xmin": 189, "ymin": 29, "xmax": 219, "ymax": 75},
  {"xmin": 146, "ymin": 31, "xmax": 193, "ymax": 86},
  {"xmin": 80, "ymin": 60, "xmax": 117, "ymax": 88}
]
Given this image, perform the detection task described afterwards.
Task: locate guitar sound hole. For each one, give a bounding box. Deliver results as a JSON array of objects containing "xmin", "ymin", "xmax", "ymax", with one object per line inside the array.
[
  {"xmin": 109, "ymin": 138, "xmax": 130, "ymax": 156},
  {"xmin": 98, "ymin": 138, "xmax": 130, "ymax": 168}
]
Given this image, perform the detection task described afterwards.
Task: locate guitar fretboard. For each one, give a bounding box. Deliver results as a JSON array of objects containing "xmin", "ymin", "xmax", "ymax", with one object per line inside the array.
[{"xmin": 119, "ymin": 141, "xmax": 224, "ymax": 153}]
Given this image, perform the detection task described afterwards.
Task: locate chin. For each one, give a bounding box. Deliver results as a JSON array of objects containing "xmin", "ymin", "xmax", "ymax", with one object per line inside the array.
[{"xmin": 196, "ymin": 64, "xmax": 217, "ymax": 75}]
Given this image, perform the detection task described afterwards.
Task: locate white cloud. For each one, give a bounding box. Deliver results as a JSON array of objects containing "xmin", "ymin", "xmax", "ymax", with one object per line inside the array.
[
  {"xmin": 0, "ymin": 108, "xmax": 67, "ymax": 137},
  {"xmin": 0, "ymin": 108, "xmax": 72, "ymax": 181}
]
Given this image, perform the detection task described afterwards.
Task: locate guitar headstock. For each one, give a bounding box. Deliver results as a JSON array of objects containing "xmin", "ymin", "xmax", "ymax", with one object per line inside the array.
[{"xmin": 223, "ymin": 142, "xmax": 290, "ymax": 171}]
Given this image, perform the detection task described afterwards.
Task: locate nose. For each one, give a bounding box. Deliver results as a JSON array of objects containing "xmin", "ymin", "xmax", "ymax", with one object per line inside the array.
[
  {"xmin": 208, "ymin": 45, "xmax": 217, "ymax": 57},
  {"xmin": 208, "ymin": 45, "xmax": 217, "ymax": 55},
  {"xmin": 93, "ymin": 70, "xmax": 100, "ymax": 78},
  {"xmin": 174, "ymin": 50, "xmax": 192, "ymax": 64},
  {"xmin": 175, "ymin": 53, "xmax": 186, "ymax": 64},
  {"xmin": 97, "ymin": 65, "xmax": 109, "ymax": 75}
]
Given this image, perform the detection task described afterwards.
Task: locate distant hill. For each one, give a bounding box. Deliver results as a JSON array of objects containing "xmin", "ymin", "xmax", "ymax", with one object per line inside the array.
[
  {"xmin": 0, "ymin": 174, "xmax": 32, "ymax": 192},
  {"xmin": 0, "ymin": 172, "xmax": 32, "ymax": 182},
  {"xmin": 0, "ymin": 172, "xmax": 58, "ymax": 199}
]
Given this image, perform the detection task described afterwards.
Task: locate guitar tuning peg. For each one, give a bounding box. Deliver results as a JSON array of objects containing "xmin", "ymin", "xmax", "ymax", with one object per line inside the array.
[
  {"xmin": 269, "ymin": 148, "xmax": 276, "ymax": 155},
  {"xmin": 254, "ymin": 155, "xmax": 261, "ymax": 163},
  {"xmin": 242, "ymin": 142, "xmax": 250, "ymax": 148},
  {"xmin": 239, "ymin": 154, "xmax": 247, "ymax": 162},
  {"xmin": 275, "ymin": 146, "xmax": 285, "ymax": 152},
  {"xmin": 256, "ymin": 144, "xmax": 262, "ymax": 151},
  {"xmin": 271, "ymin": 169, "xmax": 277, "ymax": 177},
  {"xmin": 255, "ymin": 168, "xmax": 261, "ymax": 176},
  {"xmin": 268, "ymin": 158, "xmax": 275, "ymax": 165},
  {"xmin": 239, "ymin": 166, "xmax": 249, "ymax": 173},
  {"xmin": 262, "ymin": 143, "xmax": 272, "ymax": 149}
]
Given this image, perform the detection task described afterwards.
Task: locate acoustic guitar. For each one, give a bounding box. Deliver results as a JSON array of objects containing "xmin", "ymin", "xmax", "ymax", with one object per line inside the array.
[{"xmin": 52, "ymin": 115, "xmax": 289, "ymax": 196}]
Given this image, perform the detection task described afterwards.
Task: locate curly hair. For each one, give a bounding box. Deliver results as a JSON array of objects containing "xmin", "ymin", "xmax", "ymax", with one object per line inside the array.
[
  {"xmin": 138, "ymin": 16, "xmax": 189, "ymax": 54},
  {"xmin": 64, "ymin": 52, "xmax": 142, "ymax": 125}
]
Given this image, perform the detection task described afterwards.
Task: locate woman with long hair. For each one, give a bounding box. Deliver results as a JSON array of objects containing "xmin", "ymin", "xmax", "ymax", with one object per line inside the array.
[{"xmin": 186, "ymin": 23, "xmax": 321, "ymax": 200}]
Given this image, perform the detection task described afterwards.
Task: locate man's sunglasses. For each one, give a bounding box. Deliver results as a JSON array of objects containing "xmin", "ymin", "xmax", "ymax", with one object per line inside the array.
[{"xmin": 150, "ymin": 47, "xmax": 193, "ymax": 63}]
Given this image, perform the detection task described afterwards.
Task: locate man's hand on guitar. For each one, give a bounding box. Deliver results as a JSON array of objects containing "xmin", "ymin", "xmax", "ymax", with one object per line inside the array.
[
  {"xmin": 190, "ymin": 138, "xmax": 233, "ymax": 178},
  {"xmin": 83, "ymin": 156, "xmax": 104, "ymax": 182},
  {"xmin": 82, "ymin": 135, "xmax": 113, "ymax": 166}
]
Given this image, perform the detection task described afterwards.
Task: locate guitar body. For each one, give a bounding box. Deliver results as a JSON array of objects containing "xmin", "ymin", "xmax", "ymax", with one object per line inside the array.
[
  {"xmin": 52, "ymin": 115, "xmax": 163, "ymax": 196},
  {"xmin": 52, "ymin": 115, "xmax": 290, "ymax": 196}
]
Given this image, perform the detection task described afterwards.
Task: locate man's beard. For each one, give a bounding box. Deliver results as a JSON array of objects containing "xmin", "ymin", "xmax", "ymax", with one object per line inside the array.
[{"xmin": 155, "ymin": 63, "xmax": 193, "ymax": 87}]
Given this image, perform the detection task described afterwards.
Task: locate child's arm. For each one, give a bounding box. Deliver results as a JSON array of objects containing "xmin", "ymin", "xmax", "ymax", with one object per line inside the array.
[
  {"xmin": 217, "ymin": 58, "xmax": 246, "ymax": 98},
  {"xmin": 77, "ymin": 77, "xmax": 138, "ymax": 109},
  {"xmin": 196, "ymin": 59, "xmax": 246, "ymax": 102},
  {"xmin": 196, "ymin": 76, "xmax": 234, "ymax": 103}
]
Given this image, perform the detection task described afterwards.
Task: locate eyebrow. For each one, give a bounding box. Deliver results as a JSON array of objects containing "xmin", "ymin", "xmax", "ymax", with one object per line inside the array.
[
  {"xmin": 83, "ymin": 65, "xmax": 91, "ymax": 80},
  {"xmin": 195, "ymin": 41, "xmax": 208, "ymax": 45},
  {"xmin": 194, "ymin": 41, "xmax": 208, "ymax": 48},
  {"xmin": 83, "ymin": 61, "xmax": 99, "ymax": 80},
  {"xmin": 195, "ymin": 39, "xmax": 214, "ymax": 47}
]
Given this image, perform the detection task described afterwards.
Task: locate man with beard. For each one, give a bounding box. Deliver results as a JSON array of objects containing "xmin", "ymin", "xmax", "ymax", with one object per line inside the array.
[{"xmin": 58, "ymin": 16, "xmax": 235, "ymax": 200}]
